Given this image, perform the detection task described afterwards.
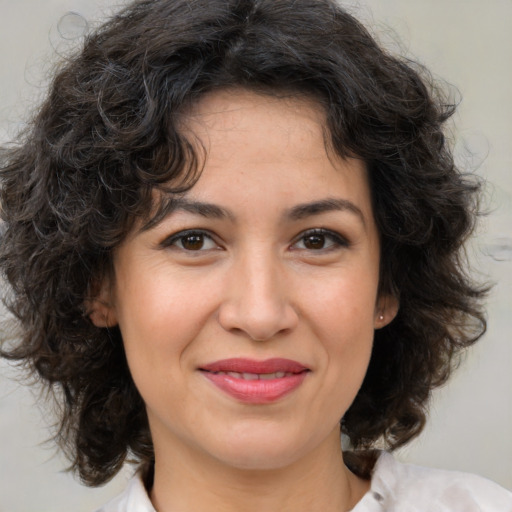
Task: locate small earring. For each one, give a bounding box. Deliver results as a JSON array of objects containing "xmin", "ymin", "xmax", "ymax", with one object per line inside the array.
[{"xmin": 378, "ymin": 314, "xmax": 384, "ymax": 321}]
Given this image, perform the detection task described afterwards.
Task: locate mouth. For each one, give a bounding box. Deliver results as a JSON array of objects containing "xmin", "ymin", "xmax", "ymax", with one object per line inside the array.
[
  {"xmin": 206, "ymin": 370, "xmax": 297, "ymax": 380},
  {"xmin": 199, "ymin": 358, "xmax": 309, "ymax": 404}
]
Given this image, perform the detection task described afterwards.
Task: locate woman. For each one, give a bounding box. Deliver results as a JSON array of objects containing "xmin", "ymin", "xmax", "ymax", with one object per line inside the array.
[{"xmin": 1, "ymin": 0, "xmax": 510, "ymax": 510}]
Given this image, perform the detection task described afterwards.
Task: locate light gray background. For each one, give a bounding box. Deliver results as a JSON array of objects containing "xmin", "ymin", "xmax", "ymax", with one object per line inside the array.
[{"xmin": 0, "ymin": 1, "xmax": 511, "ymax": 510}]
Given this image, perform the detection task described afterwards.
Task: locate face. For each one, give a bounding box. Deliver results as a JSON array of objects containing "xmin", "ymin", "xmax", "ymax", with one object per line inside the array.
[{"xmin": 92, "ymin": 89, "xmax": 397, "ymax": 472}]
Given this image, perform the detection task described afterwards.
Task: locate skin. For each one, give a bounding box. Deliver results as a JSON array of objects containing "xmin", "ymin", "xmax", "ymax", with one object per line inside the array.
[{"xmin": 91, "ymin": 89, "xmax": 398, "ymax": 512}]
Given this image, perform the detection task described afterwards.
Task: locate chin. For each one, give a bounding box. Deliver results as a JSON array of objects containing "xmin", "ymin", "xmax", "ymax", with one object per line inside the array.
[
  {"xmin": 207, "ymin": 424, "xmax": 326, "ymax": 471},
  {"xmin": 215, "ymin": 445, "xmax": 303, "ymax": 471}
]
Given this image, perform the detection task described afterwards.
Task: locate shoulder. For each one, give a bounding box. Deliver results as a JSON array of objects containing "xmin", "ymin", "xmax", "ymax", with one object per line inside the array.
[
  {"xmin": 94, "ymin": 473, "xmax": 155, "ymax": 512},
  {"xmin": 357, "ymin": 452, "xmax": 512, "ymax": 512}
]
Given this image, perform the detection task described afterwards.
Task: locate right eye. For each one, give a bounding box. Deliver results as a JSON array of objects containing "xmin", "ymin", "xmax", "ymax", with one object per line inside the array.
[{"xmin": 163, "ymin": 230, "xmax": 219, "ymax": 252}]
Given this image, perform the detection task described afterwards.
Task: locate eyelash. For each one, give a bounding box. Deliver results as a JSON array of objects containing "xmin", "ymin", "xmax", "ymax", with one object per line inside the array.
[
  {"xmin": 161, "ymin": 230, "xmax": 219, "ymax": 252},
  {"xmin": 160, "ymin": 228, "xmax": 349, "ymax": 253},
  {"xmin": 292, "ymin": 228, "xmax": 350, "ymax": 252}
]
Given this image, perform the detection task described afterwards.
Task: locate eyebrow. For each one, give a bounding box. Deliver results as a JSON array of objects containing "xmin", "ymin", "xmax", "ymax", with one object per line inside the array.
[
  {"xmin": 146, "ymin": 196, "xmax": 365, "ymax": 229},
  {"xmin": 152, "ymin": 197, "xmax": 234, "ymax": 223},
  {"xmin": 285, "ymin": 198, "xmax": 366, "ymax": 226}
]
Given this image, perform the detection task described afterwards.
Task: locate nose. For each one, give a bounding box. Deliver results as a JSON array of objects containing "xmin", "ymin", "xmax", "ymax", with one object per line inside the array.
[{"xmin": 217, "ymin": 251, "xmax": 299, "ymax": 341}]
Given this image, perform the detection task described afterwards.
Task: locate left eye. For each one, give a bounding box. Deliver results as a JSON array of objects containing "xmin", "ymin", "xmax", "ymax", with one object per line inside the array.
[
  {"xmin": 165, "ymin": 231, "xmax": 218, "ymax": 251},
  {"xmin": 293, "ymin": 229, "xmax": 347, "ymax": 251}
]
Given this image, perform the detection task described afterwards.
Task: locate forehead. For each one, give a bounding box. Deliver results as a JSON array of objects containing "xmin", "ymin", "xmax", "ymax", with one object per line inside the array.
[
  {"xmin": 177, "ymin": 88, "xmax": 372, "ymax": 216},
  {"xmin": 182, "ymin": 88, "xmax": 329, "ymax": 160},
  {"xmin": 183, "ymin": 87, "xmax": 326, "ymax": 133}
]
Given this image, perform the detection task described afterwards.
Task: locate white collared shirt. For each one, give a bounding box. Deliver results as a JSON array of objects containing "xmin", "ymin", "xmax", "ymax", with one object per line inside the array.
[{"xmin": 96, "ymin": 452, "xmax": 512, "ymax": 512}]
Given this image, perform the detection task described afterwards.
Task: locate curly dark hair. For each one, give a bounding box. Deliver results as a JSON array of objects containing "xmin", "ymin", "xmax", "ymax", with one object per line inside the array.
[{"xmin": 0, "ymin": 0, "xmax": 486, "ymax": 486}]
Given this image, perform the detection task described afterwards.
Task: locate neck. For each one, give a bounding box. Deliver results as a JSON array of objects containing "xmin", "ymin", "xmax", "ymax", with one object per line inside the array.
[{"xmin": 149, "ymin": 429, "xmax": 370, "ymax": 512}]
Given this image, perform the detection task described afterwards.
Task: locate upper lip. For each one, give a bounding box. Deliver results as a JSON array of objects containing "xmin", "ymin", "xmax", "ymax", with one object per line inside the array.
[{"xmin": 199, "ymin": 358, "xmax": 308, "ymax": 374}]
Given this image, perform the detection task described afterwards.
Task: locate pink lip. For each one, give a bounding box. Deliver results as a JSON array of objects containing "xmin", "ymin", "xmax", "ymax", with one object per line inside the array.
[{"xmin": 200, "ymin": 358, "xmax": 309, "ymax": 404}]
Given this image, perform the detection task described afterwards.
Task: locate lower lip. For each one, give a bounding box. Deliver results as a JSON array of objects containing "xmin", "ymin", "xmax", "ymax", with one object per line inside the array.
[{"xmin": 202, "ymin": 372, "xmax": 308, "ymax": 404}]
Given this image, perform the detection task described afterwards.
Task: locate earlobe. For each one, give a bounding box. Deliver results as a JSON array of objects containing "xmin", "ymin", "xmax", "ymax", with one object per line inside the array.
[
  {"xmin": 374, "ymin": 294, "xmax": 399, "ymax": 329},
  {"xmin": 86, "ymin": 279, "xmax": 118, "ymax": 328},
  {"xmin": 88, "ymin": 300, "xmax": 118, "ymax": 328}
]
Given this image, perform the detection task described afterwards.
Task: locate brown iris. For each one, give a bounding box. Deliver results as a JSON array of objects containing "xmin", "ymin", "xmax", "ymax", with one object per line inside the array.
[
  {"xmin": 302, "ymin": 234, "xmax": 326, "ymax": 250},
  {"xmin": 181, "ymin": 234, "xmax": 205, "ymax": 250}
]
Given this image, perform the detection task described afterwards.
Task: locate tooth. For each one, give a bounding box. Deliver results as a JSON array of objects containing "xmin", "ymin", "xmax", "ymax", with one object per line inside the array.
[
  {"xmin": 242, "ymin": 372, "xmax": 259, "ymax": 380},
  {"xmin": 275, "ymin": 371, "xmax": 285, "ymax": 378},
  {"xmin": 260, "ymin": 373, "xmax": 276, "ymax": 380},
  {"xmin": 227, "ymin": 372, "xmax": 241, "ymax": 378}
]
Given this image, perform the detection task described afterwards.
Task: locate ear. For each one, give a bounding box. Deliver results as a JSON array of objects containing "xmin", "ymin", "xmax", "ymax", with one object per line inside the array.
[
  {"xmin": 374, "ymin": 294, "xmax": 399, "ymax": 329},
  {"xmin": 86, "ymin": 277, "xmax": 118, "ymax": 328}
]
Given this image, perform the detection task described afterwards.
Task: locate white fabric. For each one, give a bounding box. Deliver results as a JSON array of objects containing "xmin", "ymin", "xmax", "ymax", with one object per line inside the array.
[
  {"xmin": 350, "ymin": 452, "xmax": 512, "ymax": 512},
  {"xmin": 96, "ymin": 475, "xmax": 156, "ymax": 512},
  {"xmin": 96, "ymin": 452, "xmax": 512, "ymax": 512}
]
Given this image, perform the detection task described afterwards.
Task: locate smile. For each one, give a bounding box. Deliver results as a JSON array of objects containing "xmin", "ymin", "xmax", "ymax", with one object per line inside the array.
[{"xmin": 199, "ymin": 358, "xmax": 309, "ymax": 404}]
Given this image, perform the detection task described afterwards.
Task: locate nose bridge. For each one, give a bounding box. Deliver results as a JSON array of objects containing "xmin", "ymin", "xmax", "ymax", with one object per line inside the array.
[
  {"xmin": 218, "ymin": 245, "xmax": 297, "ymax": 340},
  {"xmin": 243, "ymin": 247, "xmax": 281, "ymax": 308}
]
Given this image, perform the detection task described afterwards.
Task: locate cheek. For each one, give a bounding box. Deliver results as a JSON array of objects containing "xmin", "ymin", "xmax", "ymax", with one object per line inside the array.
[
  {"xmin": 305, "ymin": 269, "xmax": 379, "ymax": 337},
  {"xmin": 303, "ymin": 270, "xmax": 377, "ymax": 388},
  {"xmin": 114, "ymin": 267, "xmax": 217, "ymax": 375}
]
